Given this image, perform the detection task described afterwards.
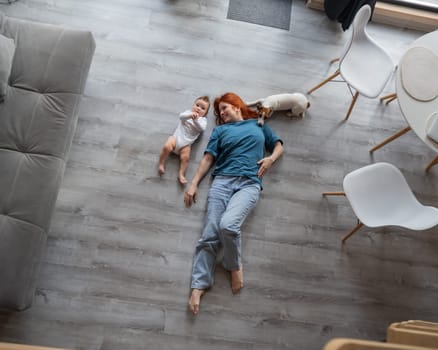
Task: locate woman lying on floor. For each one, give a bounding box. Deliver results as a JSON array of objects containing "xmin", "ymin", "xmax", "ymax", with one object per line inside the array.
[{"xmin": 184, "ymin": 92, "xmax": 284, "ymax": 315}]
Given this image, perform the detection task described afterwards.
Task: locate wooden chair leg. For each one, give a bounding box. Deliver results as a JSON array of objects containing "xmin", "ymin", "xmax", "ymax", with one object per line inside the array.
[
  {"xmin": 329, "ymin": 57, "xmax": 340, "ymax": 64},
  {"xmin": 369, "ymin": 126, "xmax": 411, "ymax": 153},
  {"xmin": 385, "ymin": 95, "xmax": 397, "ymax": 105},
  {"xmin": 426, "ymin": 155, "xmax": 438, "ymax": 172},
  {"xmin": 342, "ymin": 222, "xmax": 364, "ymax": 243},
  {"xmin": 380, "ymin": 92, "xmax": 396, "ymax": 100},
  {"xmin": 323, "ymin": 192, "xmax": 363, "ymax": 243},
  {"xmin": 307, "ymin": 70, "xmax": 340, "ymax": 94},
  {"xmin": 380, "ymin": 92, "xmax": 396, "ymax": 102},
  {"xmin": 322, "ymin": 191, "xmax": 345, "ymax": 196},
  {"xmin": 344, "ymin": 91, "xmax": 359, "ymax": 121}
]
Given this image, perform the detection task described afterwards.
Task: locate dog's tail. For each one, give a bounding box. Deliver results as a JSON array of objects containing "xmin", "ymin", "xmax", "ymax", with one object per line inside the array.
[{"xmin": 246, "ymin": 99, "xmax": 262, "ymax": 107}]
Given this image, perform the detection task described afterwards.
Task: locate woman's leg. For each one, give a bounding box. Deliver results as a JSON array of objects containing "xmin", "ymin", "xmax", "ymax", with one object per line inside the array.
[
  {"xmin": 158, "ymin": 136, "xmax": 176, "ymax": 175},
  {"xmin": 219, "ymin": 178, "xmax": 260, "ymax": 293},
  {"xmin": 188, "ymin": 289, "xmax": 205, "ymax": 315},
  {"xmin": 189, "ymin": 176, "xmax": 234, "ymax": 314},
  {"xmin": 178, "ymin": 145, "xmax": 191, "ymax": 185}
]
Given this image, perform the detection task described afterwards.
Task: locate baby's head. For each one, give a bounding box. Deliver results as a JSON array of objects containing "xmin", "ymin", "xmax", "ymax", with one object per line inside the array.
[{"xmin": 192, "ymin": 96, "xmax": 210, "ymax": 117}]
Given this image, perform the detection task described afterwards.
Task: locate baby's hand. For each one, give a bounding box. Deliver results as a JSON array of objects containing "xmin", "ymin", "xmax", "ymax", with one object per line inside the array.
[{"xmin": 191, "ymin": 112, "xmax": 200, "ymax": 119}]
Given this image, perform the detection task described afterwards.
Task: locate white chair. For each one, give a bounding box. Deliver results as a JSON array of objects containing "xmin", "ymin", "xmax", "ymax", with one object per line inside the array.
[
  {"xmin": 307, "ymin": 5, "xmax": 395, "ymax": 120},
  {"xmin": 323, "ymin": 162, "xmax": 438, "ymax": 243}
]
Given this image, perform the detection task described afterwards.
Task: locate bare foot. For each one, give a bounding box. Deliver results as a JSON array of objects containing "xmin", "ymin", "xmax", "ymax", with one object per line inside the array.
[
  {"xmin": 231, "ymin": 266, "xmax": 243, "ymax": 294},
  {"xmin": 188, "ymin": 289, "xmax": 205, "ymax": 315},
  {"xmin": 178, "ymin": 174, "xmax": 188, "ymax": 185},
  {"xmin": 158, "ymin": 165, "xmax": 165, "ymax": 176}
]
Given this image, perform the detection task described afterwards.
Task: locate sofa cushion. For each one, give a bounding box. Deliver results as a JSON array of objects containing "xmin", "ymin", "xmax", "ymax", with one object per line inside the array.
[
  {"xmin": 0, "ymin": 215, "xmax": 46, "ymax": 309},
  {"xmin": 0, "ymin": 148, "xmax": 64, "ymax": 230},
  {"xmin": 0, "ymin": 15, "xmax": 95, "ymax": 95},
  {"xmin": 0, "ymin": 33, "xmax": 15, "ymax": 102},
  {"xmin": 0, "ymin": 88, "xmax": 81, "ymax": 160}
]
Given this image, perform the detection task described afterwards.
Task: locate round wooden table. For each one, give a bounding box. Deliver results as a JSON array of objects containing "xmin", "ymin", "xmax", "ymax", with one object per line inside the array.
[
  {"xmin": 396, "ymin": 30, "xmax": 438, "ymax": 155},
  {"xmin": 371, "ymin": 30, "xmax": 438, "ymax": 171}
]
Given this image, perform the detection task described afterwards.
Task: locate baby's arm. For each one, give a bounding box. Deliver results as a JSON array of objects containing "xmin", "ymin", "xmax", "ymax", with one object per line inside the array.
[
  {"xmin": 179, "ymin": 110, "xmax": 193, "ymax": 121},
  {"xmin": 192, "ymin": 116, "xmax": 207, "ymax": 132}
]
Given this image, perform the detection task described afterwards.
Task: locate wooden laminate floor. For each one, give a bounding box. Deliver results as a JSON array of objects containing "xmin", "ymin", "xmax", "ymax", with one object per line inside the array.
[{"xmin": 0, "ymin": 1, "xmax": 437, "ymax": 349}]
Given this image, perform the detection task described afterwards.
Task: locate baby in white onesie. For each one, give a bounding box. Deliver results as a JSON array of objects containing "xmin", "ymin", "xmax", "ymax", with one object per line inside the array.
[{"xmin": 158, "ymin": 96, "xmax": 210, "ymax": 185}]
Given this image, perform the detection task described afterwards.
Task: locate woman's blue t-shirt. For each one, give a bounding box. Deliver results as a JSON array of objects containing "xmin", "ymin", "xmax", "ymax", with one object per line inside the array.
[{"xmin": 205, "ymin": 119, "xmax": 282, "ymax": 186}]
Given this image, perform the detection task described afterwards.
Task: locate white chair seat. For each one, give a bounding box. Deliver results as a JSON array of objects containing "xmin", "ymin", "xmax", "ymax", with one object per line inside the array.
[
  {"xmin": 398, "ymin": 206, "xmax": 438, "ymax": 230},
  {"xmin": 340, "ymin": 39, "xmax": 394, "ymax": 98},
  {"xmin": 325, "ymin": 162, "xmax": 438, "ymax": 243},
  {"xmin": 343, "ymin": 162, "xmax": 438, "ymax": 230},
  {"xmin": 361, "ymin": 205, "xmax": 438, "ymax": 230}
]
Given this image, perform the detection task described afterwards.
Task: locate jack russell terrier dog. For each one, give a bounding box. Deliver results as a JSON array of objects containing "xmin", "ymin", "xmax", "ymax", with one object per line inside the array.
[{"xmin": 247, "ymin": 93, "xmax": 310, "ymax": 125}]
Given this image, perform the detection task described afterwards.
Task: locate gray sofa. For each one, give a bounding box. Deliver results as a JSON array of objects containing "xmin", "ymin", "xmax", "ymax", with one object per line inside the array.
[{"xmin": 0, "ymin": 13, "xmax": 95, "ymax": 310}]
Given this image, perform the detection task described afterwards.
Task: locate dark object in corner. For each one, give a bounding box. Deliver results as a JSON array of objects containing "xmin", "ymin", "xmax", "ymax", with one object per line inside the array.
[
  {"xmin": 324, "ymin": 0, "xmax": 377, "ymax": 30},
  {"xmin": 227, "ymin": 0, "xmax": 293, "ymax": 30},
  {"xmin": 324, "ymin": 0, "xmax": 351, "ymax": 19}
]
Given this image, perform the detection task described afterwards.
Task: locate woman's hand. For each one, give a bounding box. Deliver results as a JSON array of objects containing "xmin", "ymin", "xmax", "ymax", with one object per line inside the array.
[
  {"xmin": 184, "ymin": 153, "xmax": 214, "ymax": 207},
  {"xmin": 184, "ymin": 183, "xmax": 198, "ymax": 207},
  {"xmin": 258, "ymin": 142, "xmax": 283, "ymax": 178},
  {"xmin": 257, "ymin": 156, "xmax": 274, "ymax": 178}
]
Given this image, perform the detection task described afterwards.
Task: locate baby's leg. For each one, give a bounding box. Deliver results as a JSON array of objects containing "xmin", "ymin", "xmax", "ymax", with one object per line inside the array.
[
  {"xmin": 158, "ymin": 136, "xmax": 176, "ymax": 176},
  {"xmin": 178, "ymin": 145, "xmax": 191, "ymax": 185}
]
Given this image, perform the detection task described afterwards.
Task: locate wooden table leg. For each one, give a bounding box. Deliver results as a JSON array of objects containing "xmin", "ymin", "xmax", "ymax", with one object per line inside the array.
[{"xmin": 369, "ymin": 126, "xmax": 411, "ymax": 153}]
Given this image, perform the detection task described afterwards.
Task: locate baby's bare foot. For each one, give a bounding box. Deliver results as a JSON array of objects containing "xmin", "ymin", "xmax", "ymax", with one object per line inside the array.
[
  {"xmin": 178, "ymin": 174, "xmax": 188, "ymax": 185},
  {"xmin": 231, "ymin": 266, "xmax": 243, "ymax": 294},
  {"xmin": 158, "ymin": 165, "xmax": 165, "ymax": 176},
  {"xmin": 188, "ymin": 289, "xmax": 205, "ymax": 315}
]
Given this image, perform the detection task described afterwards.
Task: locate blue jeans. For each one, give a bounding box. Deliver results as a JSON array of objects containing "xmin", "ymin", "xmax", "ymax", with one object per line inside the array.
[{"xmin": 191, "ymin": 176, "xmax": 261, "ymax": 290}]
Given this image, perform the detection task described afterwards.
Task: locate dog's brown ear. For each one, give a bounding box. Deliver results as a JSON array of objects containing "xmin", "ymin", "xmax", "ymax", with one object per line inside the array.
[{"xmin": 307, "ymin": 101, "xmax": 311, "ymax": 108}]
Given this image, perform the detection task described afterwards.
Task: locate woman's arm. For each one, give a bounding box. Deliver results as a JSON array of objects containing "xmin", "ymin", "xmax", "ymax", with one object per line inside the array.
[
  {"xmin": 257, "ymin": 141, "xmax": 284, "ymax": 178},
  {"xmin": 184, "ymin": 153, "xmax": 215, "ymax": 207},
  {"xmin": 269, "ymin": 141, "xmax": 284, "ymax": 163}
]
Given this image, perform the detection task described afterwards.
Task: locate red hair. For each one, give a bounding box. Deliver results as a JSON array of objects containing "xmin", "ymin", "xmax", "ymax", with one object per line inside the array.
[{"xmin": 213, "ymin": 92, "xmax": 258, "ymax": 125}]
